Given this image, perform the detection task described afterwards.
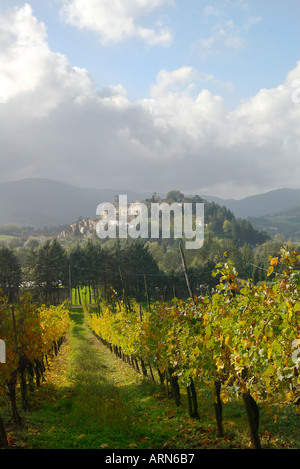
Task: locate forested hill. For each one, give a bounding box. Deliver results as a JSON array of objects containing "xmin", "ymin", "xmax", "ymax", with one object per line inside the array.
[
  {"xmin": 202, "ymin": 198, "xmax": 270, "ymax": 246},
  {"xmin": 157, "ymin": 191, "xmax": 270, "ymax": 247},
  {"xmin": 63, "ymin": 190, "xmax": 270, "ymax": 248}
]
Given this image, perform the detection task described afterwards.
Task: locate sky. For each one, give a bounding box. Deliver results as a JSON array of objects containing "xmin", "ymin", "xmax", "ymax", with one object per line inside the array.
[{"xmin": 0, "ymin": 0, "xmax": 300, "ymax": 200}]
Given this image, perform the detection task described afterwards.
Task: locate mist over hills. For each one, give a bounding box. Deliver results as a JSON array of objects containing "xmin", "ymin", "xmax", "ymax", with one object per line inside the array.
[
  {"xmin": 203, "ymin": 189, "xmax": 300, "ymax": 239},
  {"xmin": 203, "ymin": 188, "xmax": 300, "ymax": 219},
  {"xmin": 0, "ymin": 178, "xmax": 152, "ymax": 228},
  {"xmin": 1, "ymin": 179, "xmax": 300, "ymax": 237}
]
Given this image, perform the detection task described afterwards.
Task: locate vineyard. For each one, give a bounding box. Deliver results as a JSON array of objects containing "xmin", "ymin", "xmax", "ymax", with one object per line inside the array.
[
  {"xmin": 85, "ymin": 246, "xmax": 300, "ymax": 449},
  {"xmin": 0, "ymin": 245, "xmax": 300, "ymax": 449},
  {"xmin": 0, "ymin": 296, "xmax": 70, "ymax": 447}
]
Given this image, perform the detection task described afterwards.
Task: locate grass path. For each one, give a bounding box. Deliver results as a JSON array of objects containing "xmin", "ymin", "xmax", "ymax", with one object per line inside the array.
[
  {"xmin": 17, "ymin": 309, "xmax": 208, "ymax": 449},
  {"xmin": 11, "ymin": 309, "xmax": 300, "ymax": 450}
]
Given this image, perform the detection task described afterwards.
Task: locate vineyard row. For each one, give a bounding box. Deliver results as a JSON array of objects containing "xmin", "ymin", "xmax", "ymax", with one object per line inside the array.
[
  {"xmin": 85, "ymin": 246, "xmax": 300, "ymax": 449},
  {"xmin": 0, "ymin": 295, "xmax": 70, "ymax": 448}
]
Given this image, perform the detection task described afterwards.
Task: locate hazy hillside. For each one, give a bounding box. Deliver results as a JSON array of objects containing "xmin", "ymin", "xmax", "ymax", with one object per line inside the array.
[
  {"xmin": 1, "ymin": 179, "xmax": 300, "ymax": 237},
  {"xmin": 203, "ymin": 188, "xmax": 300, "ymax": 219},
  {"xmin": 0, "ymin": 178, "xmax": 153, "ymax": 228},
  {"xmin": 248, "ymin": 207, "xmax": 300, "ymax": 239},
  {"xmin": 203, "ymin": 188, "xmax": 300, "ymax": 240}
]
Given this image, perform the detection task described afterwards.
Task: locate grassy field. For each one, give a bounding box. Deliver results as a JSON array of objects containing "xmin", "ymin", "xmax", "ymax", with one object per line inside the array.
[
  {"xmin": 4, "ymin": 308, "xmax": 300, "ymax": 450},
  {"xmin": 0, "ymin": 234, "xmax": 15, "ymax": 241},
  {"xmin": 71, "ymin": 286, "xmax": 97, "ymax": 306}
]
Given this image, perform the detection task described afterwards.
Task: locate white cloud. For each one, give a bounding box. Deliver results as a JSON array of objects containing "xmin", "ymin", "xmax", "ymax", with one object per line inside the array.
[
  {"xmin": 196, "ymin": 20, "xmax": 246, "ymax": 56},
  {"xmin": 140, "ymin": 63, "xmax": 300, "ymax": 196},
  {"xmin": 243, "ymin": 15, "xmax": 262, "ymax": 32},
  {"xmin": 1, "ymin": 5, "xmax": 300, "ymax": 199},
  {"xmin": 0, "ymin": 4, "xmax": 97, "ymax": 117},
  {"xmin": 196, "ymin": 3, "xmax": 262, "ymax": 56},
  {"xmin": 203, "ymin": 5, "xmax": 222, "ymax": 19},
  {"xmin": 142, "ymin": 67, "xmax": 227, "ymax": 142},
  {"xmin": 0, "ymin": 4, "xmax": 48, "ymax": 101},
  {"xmin": 60, "ymin": 0, "xmax": 173, "ymax": 46},
  {"xmin": 148, "ymin": 66, "xmax": 227, "ymax": 101}
]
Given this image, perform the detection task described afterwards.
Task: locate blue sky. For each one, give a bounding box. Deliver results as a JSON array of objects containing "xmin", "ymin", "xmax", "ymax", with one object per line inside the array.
[
  {"xmin": 1, "ymin": 1, "xmax": 300, "ymax": 198},
  {"xmin": 5, "ymin": 0, "xmax": 299, "ymax": 104}
]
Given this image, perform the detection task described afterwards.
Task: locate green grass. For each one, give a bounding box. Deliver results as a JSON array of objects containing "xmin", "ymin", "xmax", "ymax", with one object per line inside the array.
[
  {"xmin": 0, "ymin": 234, "xmax": 15, "ymax": 241},
  {"xmin": 71, "ymin": 286, "xmax": 97, "ymax": 306},
  {"xmin": 5, "ymin": 308, "xmax": 300, "ymax": 450},
  {"xmin": 11, "ymin": 310, "xmax": 191, "ymax": 449}
]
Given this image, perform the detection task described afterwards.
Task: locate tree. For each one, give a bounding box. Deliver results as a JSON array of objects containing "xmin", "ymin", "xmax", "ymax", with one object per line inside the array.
[
  {"xmin": 117, "ymin": 240, "xmax": 161, "ymax": 302},
  {"xmin": 82, "ymin": 240, "xmax": 104, "ymax": 303},
  {"xmin": 67, "ymin": 243, "xmax": 86, "ymax": 305},
  {"xmin": 73, "ymin": 222, "xmax": 81, "ymax": 238},
  {"xmin": 223, "ymin": 220, "xmax": 232, "ymax": 236},
  {"xmin": 146, "ymin": 192, "xmax": 160, "ymax": 203},
  {"xmin": 166, "ymin": 190, "xmax": 185, "ymax": 203},
  {"xmin": 0, "ymin": 246, "xmax": 21, "ymax": 302},
  {"xmin": 239, "ymin": 243, "xmax": 254, "ymax": 280},
  {"xmin": 34, "ymin": 239, "xmax": 67, "ymax": 304}
]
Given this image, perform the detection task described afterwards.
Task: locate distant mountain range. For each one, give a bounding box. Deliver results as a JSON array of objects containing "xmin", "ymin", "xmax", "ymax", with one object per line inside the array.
[
  {"xmin": 203, "ymin": 189, "xmax": 300, "ymax": 239},
  {"xmin": 203, "ymin": 188, "xmax": 300, "ymax": 219},
  {"xmin": 1, "ymin": 179, "xmax": 300, "ymax": 238},
  {"xmin": 0, "ymin": 178, "xmax": 152, "ymax": 229}
]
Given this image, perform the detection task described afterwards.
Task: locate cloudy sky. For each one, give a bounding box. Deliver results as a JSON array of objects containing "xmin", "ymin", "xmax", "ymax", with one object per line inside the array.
[{"xmin": 0, "ymin": 0, "xmax": 300, "ymax": 199}]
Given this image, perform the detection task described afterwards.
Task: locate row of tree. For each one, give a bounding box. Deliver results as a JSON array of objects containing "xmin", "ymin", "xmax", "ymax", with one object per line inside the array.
[
  {"xmin": 145, "ymin": 191, "xmax": 270, "ymax": 247},
  {"xmin": 0, "ymin": 232, "xmax": 292, "ymax": 307},
  {"xmin": 0, "ymin": 189, "xmax": 271, "ymax": 305},
  {"xmin": 1, "ymin": 240, "xmax": 171, "ymax": 304}
]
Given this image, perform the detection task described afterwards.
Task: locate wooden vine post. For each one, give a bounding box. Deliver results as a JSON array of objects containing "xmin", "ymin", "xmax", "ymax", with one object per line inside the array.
[
  {"xmin": 0, "ymin": 414, "xmax": 8, "ymax": 448},
  {"xmin": 214, "ymin": 380, "xmax": 224, "ymax": 437},
  {"xmin": 242, "ymin": 392, "xmax": 261, "ymax": 449},
  {"xmin": 143, "ymin": 274, "xmax": 151, "ymax": 313},
  {"xmin": 179, "ymin": 241, "xmax": 195, "ymax": 305},
  {"xmin": 118, "ymin": 267, "xmax": 131, "ymax": 313}
]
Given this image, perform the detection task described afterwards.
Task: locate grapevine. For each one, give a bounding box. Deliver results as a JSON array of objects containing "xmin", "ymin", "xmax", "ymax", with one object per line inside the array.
[
  {"xmin": 86, "ymin": 246, "xmax": 300, "ymax": 449},
  {"xmin": 0, "ymin": 293, "xmax": 70, "ymax": 445}
]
